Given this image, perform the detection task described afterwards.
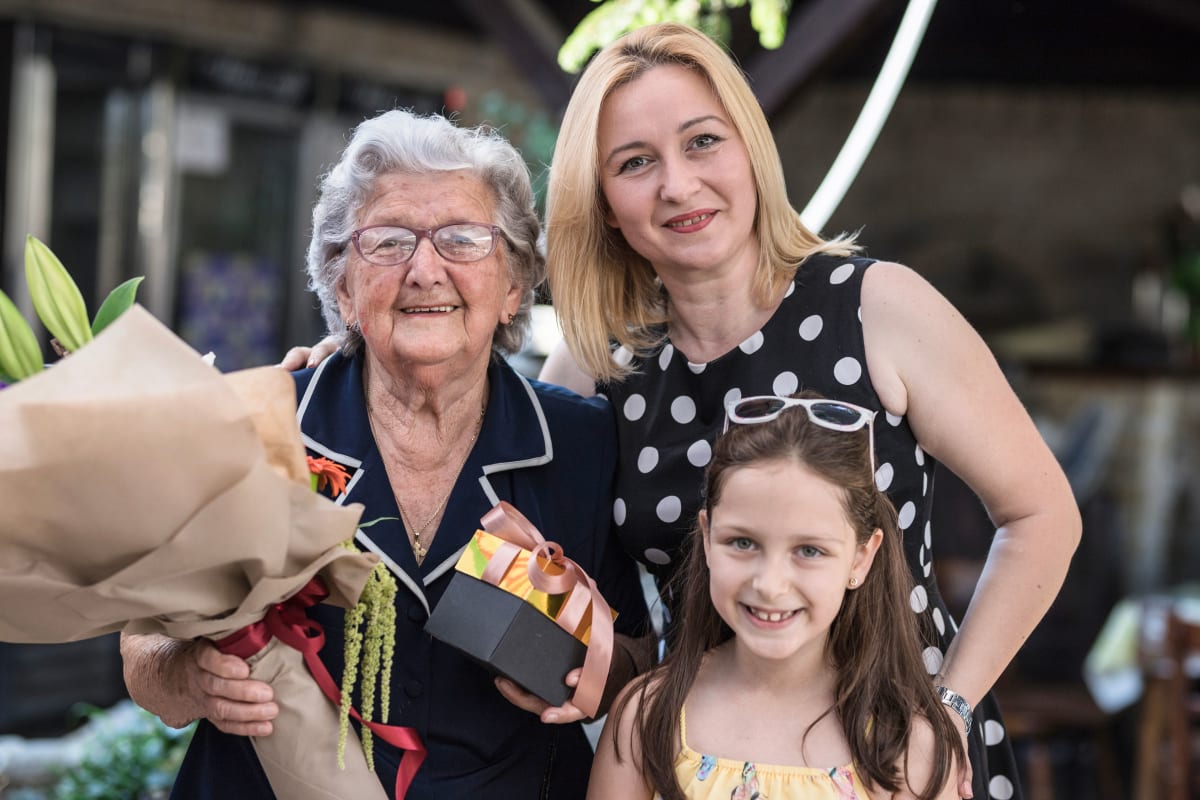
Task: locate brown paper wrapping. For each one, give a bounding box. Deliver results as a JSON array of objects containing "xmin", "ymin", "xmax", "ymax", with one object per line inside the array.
[{"xmin": 0, "ymin": 306, "xmax": 388, "ymax": 798}]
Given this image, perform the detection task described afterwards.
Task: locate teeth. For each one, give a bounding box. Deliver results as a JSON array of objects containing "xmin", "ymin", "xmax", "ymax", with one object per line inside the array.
[
  {"xmin": 667, "ymin": 213, "xmax": 712, "ymax": 228},
  {"xmin": 749, "ymin": 607, "xmax": 795, "ymax": 623},
  {"xmin": 403, "ymin": 306, "xmax": 455, "ymax": 313}
]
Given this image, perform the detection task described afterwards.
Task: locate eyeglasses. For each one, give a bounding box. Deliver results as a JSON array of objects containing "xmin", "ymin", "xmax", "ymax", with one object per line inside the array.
[
  {"xmin": 724, "ymin": 395, "xmax": 878, "ymax": 474},
  {"xmin": 351, "ymin": 223, "xmax": 503, "ymax": 266}
]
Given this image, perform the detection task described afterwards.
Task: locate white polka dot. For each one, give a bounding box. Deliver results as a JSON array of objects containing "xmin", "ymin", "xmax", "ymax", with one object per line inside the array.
[
  {"xmin": 923, "ymin": 560, "xmax": 932, "ymax": 578},
  {"xmin": 687, "ymin": 361, "xmax": 706, "ymax": 374},
  {"xmin": 637, "ymin": 447, "xmax": 659, "ymax": 473},
  {"xmin": 909, "ymin": 585, "xmax": 928, "ymax": 613},
  {"xmin": 671, "ymin": 396, "xmax": 697, "ymax": 424},
  {"xmin": 833, "ymin": 356, "xmax": 862, "ymax": 385},
  {"xmin": 897, "ymin": 501, "xmax": 916, "ymax": 530},
  {"xmin": 984, "ymin": 720, "xmax": 1006, "ymax": 747},
  {"xmin": 739, "ymin": 330, "xmax": 764, "ymax": 354},
  {"xmin": 919, "ymin": 545, "xmax": 928, "ymax": 570},
  {"xmin": 875, "ymin": 462, "xmax": 894, "ymax": 492},
  {"xmin": 623, "ymin": 394, "xmax": 646, "ymax": 421},
  {"xmin": 830, "ymin": 263, "xmax": 856, "ymax": 284},
  {"xmin": 988, "ymin": 775, "xmax": 1015, "ymax": 800},
  {"xmin": 723, "ymin": 387, "xmax": 742, "ymax": 409},
  {"xmin": 924, "ymin": 522, "xmax": 932, "ymax": 549},
  {"xmin": 885, "ymin": 411, "xmax": 902, "ymax": 427},
  {"xmin": 772, "ymin": 371, "xmax": 799, "ymax": 396},
  {"xmin": 613, "ymin": 498, "xmax": 626, "ymax": 526},
  {"xmin": 914, "ymin": 444, "xmax": 926, "ymax": 466},
  {"xmin": 656, "ymin": 496, "xmax": 682, "ymax": 523},
  {"xmin": 798, "ymin": 314, "xmax": 823, "ymax": 341},
  {"xmin": 658, "ymin": 344, "xmax": 674, "ymax": 371},
  {"xmin": 922, "ymin": 472, "xmax": 928, "ymax": 495},
  {"xmin": 596, "ymin": 392, "xmax": 608, "ymax": 403},
  {"xmin": 922, "ymin": 646, "xmax": 944, "ymax": 675},
  {"xmin": 932, "ymin": 608, "xmax": 946, "ymax": 635},
  {"xmin": 644, "ymin": 548, "xmax": 672, "ymax": 565},
  {"xmin": 687, "ymin": 439, "xmax": 712, "ymax": 467},
  {"xmin": 784, "ymin": 281, "xmax": 796, "ymax": 298},
  {"xmin": 613, "ymin": 345, "xmax": 633, "ymax": 366},
  {"xmin": 857, "ymin": 305, "xmax": 862, "ymax": 323}
]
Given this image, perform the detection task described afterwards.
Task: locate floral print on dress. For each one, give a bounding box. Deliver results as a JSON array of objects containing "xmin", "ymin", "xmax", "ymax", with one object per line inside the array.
[
  {"xmin": 730, "ymin": 762, "xmax": 763, "ymax": 799},
  {"xmin": 697, "ymin": 754, "xmax": 718, "ymax": 781},
  {"xmin": 827, "ymin": 766, "xmax": 862, "ymax": 798}
]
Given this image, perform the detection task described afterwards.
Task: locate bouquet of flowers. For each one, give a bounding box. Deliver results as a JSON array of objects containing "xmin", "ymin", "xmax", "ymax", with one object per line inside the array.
[{"xmin": 0, "ymin": 237, "xmax": 423, "ymax": 798}]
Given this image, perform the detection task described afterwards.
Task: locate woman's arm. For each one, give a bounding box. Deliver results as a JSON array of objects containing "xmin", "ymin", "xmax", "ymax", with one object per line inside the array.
[
  {"xmin": 882, "ymin": 716, "xmax": 960, "ymax": 800},
  {"xmin": 120, "ymin": 632, "xmax": 278, "ymax": 736},
  {"xmin": 862, "ymin": 262, "xmax": 1081, "ymax": 788},
  {"xmin": 538, "ymin": 340, "xmax": 598, "ymax": 397},
  {"xmin": 587, "ymin": 682, "xmax": 655, "ymax": 800}
]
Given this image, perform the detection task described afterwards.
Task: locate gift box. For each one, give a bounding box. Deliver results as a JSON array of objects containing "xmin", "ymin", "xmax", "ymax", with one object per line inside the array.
[{"xmin": 424, "ymin": 510, "xmax": 616, "ymax": 716}]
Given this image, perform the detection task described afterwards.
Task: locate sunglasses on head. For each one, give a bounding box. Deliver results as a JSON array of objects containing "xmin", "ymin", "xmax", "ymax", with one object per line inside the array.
[{"xmin": 724, "ymin": 395, "xmax": 878, "ymax": 474}]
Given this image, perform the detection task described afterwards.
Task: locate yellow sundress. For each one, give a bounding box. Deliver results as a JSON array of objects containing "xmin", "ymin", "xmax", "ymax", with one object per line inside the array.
[{"xmin": 658, "ymin": 706, "xmax": 872, "ymax": 799}]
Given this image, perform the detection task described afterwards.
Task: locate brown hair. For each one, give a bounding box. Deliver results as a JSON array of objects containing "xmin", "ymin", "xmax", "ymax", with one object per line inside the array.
[
  {"xmin": 546, "ymin": 23, "xmax": 858, "ymax": 383},
  {"xmin": 610, "ymin": 392, "xmax": 963, "ymax": 800}
]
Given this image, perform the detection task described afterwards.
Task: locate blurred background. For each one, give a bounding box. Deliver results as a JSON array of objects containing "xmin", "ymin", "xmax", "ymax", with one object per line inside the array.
[{"xmin": 1, "ymin": 0, "xmax": 1198, "ymax": 797}]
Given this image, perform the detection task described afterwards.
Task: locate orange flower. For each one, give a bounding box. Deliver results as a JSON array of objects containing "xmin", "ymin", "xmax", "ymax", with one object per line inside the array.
[{"xmin": 307, "ymin": 455, "xmax": 350, "ymax": 497}]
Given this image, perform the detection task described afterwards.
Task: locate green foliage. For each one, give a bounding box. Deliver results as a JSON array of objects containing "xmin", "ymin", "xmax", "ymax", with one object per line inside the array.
[
  {"xmin": 53, "ymin": 704, "xmax": 195, "ymax": 800},
  {"xmin": 91, "ymin": 277, "xmax": 145, "ymax": 336},
  {"xmin": 477, "ymin": 92, "xmax": 559, "ymax": 212},
  {"xmin": 558, "ymin": 0, "xmax": 792, "ymax": 73}
]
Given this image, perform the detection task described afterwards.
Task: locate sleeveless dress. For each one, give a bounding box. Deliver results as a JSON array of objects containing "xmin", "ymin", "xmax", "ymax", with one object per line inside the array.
[
  {"xmin": 662, "ymin": 706, "xmax": 870, "ymax": 799},
  {"xmin": 599, "ymin": 254, "xmax": 1022, "ymax": 800}
]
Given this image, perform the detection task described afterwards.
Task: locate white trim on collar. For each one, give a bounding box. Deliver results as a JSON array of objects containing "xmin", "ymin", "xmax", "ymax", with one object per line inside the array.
[{"xmin": 476, "ymin": 370, "xmax": 553, "ymax": 506}]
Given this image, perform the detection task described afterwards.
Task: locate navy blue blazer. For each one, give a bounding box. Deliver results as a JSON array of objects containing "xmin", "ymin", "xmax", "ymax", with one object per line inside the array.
[{"xmin": 173, "ymin": 352, "xmax": 648, "ymax": 800}]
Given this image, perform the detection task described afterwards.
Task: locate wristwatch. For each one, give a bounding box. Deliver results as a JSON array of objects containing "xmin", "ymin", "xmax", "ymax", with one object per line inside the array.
[{"xmin": 936, "ymin": 686, "xmax": 973, "ymax": 736}]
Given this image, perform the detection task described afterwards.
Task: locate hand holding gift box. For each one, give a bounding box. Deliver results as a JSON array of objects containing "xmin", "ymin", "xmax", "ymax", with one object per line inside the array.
[
  {"xmin": 0, "ymin": 239, "xmax": 424, "ymax": 798},
  {"xmin": 425, "ymin": 501, "xmax": 615, "ymax": 718}
]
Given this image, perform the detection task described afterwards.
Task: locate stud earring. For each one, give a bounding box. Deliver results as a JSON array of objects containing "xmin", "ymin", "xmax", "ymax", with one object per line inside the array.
[
  {"xmin": 505, "ymin": 313, "xmax": 516, "ymax": 325},
  {"xmin": 848, "ymin": 576, "xmax": 859, "ymax": 588}
]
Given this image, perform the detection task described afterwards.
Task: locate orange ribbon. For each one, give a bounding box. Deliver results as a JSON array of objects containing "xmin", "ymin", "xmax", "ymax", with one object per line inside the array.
[{"xmin": 478, "ymin": 501, "xmax": 614, "ymax": 718}]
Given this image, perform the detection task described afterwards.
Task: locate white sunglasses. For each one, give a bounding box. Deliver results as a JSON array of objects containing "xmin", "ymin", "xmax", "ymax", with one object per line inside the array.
[{"xmin": 724, "ymin": 395, "xmax": 878, "ymax": 474}]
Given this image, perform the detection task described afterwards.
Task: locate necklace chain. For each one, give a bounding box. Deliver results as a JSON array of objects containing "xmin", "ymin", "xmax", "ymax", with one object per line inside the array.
[{"xmin": 392, "ymin": 404, "xmax": 485, "ymax": 564}]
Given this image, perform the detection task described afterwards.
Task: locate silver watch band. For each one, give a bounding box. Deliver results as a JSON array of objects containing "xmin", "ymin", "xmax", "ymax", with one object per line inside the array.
[{"xmin": 936, "ymin": 686, "xmax": 973, "ymax": 736}]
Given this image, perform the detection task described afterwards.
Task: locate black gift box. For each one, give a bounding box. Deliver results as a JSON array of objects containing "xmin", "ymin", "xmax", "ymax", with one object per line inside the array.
[{"xmin": 425, "ymin": 572, "xmax": 587, "ymax": 707}]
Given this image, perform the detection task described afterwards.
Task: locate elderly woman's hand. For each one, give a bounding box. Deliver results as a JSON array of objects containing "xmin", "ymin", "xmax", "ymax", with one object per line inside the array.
[
  {"xmin": 494, "ymin": 670, "xmax": 588, "ymax": 725},
  {"xmin": 121, "ymin": 632, "xmax": 278, "ymax": 736},
  {"xmin": 278, "ymin": 336, "xmax": 340, "ymax": 371}
]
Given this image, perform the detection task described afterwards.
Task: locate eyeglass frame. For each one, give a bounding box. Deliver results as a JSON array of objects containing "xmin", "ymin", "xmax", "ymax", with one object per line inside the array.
[
  {"xmin": 723, "ymin": 394, "xmax": 878, "ymax": 476},
  {"xmin": 350, "ymin": 222, "xmax": 505, "ymax": 266}
]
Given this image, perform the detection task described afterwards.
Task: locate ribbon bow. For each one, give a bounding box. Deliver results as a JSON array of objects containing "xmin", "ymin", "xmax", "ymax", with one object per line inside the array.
[
  {"xmin": 216, "ymin": 578, "xmax": 427, "ymax": 797},
  {"xmin": 478, "ymin": 500, "xmax": 614, "ymax": 718}
]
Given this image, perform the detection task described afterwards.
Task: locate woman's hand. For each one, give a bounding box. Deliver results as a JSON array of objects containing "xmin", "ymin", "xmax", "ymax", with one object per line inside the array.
[
  {"xmin": 278, "ymin": 336, "xmax": 340, "ymax": 371},
  {"xmin": 121, "ymin": 632, "xmax": 278, "ymax": 736},
  {"xmin": 494, "ymin": 670, "xmax": 586, "ymax": 724}
]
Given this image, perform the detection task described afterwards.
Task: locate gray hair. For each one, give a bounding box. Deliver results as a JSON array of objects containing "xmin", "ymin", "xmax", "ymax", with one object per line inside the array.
[{"xmin": 306, "ymin": 109, "xmax": 545, "ymax": 356}]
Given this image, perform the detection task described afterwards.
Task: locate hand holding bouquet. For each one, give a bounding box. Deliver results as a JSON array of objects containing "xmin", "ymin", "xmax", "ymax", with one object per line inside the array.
[{"xmin": 0, "ymin": 238, "xmax": 422, "ymax": 798}]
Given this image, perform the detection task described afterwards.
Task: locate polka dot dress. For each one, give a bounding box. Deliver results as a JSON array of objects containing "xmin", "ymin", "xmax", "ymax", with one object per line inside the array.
[{"xmin": 599, "ymin": 254, "xmax": 1022, "ymax": 800}]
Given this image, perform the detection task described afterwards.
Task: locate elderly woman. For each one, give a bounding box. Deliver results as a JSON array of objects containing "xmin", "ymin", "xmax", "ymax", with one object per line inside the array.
[{"xmin": 121, "ymin": 109, "xmax": 649, "ymax": 799}]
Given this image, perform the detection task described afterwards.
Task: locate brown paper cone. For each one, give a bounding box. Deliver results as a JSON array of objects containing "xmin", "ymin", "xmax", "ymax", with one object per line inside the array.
[{"xmin": 246, "ymin": 639, "xmax": 386, "ymax": 800}]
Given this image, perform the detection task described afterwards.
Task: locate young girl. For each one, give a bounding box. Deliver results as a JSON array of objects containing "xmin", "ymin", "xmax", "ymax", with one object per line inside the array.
[{"xmin": 588, "ymin": 393, "xmax": 964, "ymax": 800}]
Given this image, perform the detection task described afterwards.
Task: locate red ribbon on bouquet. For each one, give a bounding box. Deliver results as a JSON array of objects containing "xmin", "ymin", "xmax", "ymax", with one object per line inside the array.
[
  {"xmin": 215, "ymin": 579, "xmax": 426, "ymax": 797},
  {"xmin": 478, "ymin": 500, "xmax": 614, "ymax": 718}
]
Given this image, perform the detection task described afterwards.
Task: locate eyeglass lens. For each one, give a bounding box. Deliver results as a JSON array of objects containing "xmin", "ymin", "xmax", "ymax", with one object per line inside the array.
[{"xmin": 356, "ymin": 224, "xmax": 496, "ymax": 264}]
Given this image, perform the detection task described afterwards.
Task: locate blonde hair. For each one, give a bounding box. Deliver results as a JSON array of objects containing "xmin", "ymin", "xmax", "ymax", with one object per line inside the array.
[{"xmin": 546, "ymin": 22, "xmax": 858, "ymax": 383}]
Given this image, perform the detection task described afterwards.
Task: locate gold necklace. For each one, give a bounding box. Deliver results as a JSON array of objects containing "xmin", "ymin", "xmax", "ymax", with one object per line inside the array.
[{"xmin": 393, "ymin": 405, "xmax": 485, "ymax": 564}]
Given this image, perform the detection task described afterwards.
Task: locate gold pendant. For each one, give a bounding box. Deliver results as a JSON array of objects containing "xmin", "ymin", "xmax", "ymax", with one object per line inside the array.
[{"xmin": 412, "ymin": 538, "xmax": 427, "ymax": 563}]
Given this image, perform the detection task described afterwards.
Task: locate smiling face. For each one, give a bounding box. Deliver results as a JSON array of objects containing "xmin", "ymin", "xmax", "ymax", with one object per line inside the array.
[
  {"xmin": 335, "ymin": 170, "xmax": 520, "ymax": 376},
  {"xmin": 701, "ymin": 458, "xmax": 882, "ymax": 666},
  {"xmin": 596, "ymin": 64, "xmax": 760, "ymax": 283}
]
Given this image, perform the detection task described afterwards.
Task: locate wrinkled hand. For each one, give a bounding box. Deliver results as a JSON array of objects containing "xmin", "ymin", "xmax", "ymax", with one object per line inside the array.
[
  {"xmin": 278, "ymin": 336, "xmax": 340, "ymax": 371},
  {"xmin": 183, "ymin": 640, "xmax": 278, "ymax": 737},
  {"xmin": 494, "ymin": 669, "xmax": 586, "ymax": 725}
]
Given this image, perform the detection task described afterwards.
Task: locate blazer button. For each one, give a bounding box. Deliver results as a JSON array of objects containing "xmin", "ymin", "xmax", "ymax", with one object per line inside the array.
[
  {"xmin": 407, "ymin": 605, "xmax": 426, "ymax": 623},
  {"xmin": 404, "ymin": 680, "xmax": 423, "ymax": 698}
]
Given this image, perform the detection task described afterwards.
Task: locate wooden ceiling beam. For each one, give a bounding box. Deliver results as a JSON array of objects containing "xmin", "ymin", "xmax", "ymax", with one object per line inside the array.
[{"xmin": 746, "ymin": 0, "xmax": 894, "ymax": 117}]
